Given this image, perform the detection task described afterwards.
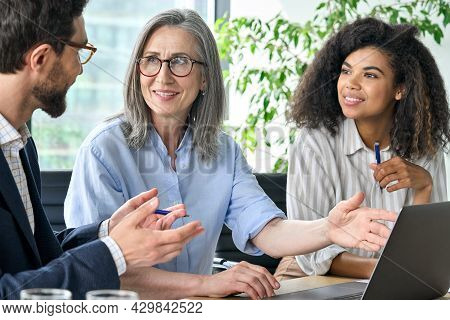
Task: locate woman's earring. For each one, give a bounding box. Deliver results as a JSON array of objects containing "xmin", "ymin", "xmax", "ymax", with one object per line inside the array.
[{"xmin": 201, "ymin": 90, "xmax": 206, "ymax": 96}]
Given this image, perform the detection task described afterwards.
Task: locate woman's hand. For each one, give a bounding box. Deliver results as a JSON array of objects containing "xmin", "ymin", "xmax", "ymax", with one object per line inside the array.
[
  {"xmin": 109, "ymin": 197, "xmax": 203, "ymax": 269},
  {"xmin": 108, "ymin": 189, "xmax": 188, "ymax": 232},
  {"xmin": 327, "ymin": 192, "xmax": 397, "ymax": 252},
  {"xmin": 140, "ymin": 203, "xmax": 188, "ymax": 230},
  {"xmin": 200, "ymin": 261, "xmax": 280, "ymax": 300},
  {"xmin": 370, "ymin": 157, "xmax": 433, "ymax": 204}
]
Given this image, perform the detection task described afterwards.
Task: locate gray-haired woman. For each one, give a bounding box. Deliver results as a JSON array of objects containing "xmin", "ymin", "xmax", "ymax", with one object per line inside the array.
[{"xmin": 64, "ymin": 9, "xmax": 396, "ymax": 299}]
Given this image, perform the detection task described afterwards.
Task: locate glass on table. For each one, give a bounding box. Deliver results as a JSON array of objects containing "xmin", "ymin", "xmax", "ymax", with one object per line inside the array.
[
  {"xmin": 20, "ymin": 288, "xmax": 72, "ymax": 300},
  {"xmin": 86, "ymin": 289, "xmax": 139, "ymax": 300}
]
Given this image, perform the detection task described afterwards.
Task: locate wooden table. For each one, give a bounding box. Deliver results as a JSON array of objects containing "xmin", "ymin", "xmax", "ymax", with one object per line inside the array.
[{"xmin": 192, "ymin": 275, "xmax": 450, "ymax": 299}]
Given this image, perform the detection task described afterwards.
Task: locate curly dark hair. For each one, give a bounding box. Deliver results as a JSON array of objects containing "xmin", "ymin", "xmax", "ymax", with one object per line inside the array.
[
  {"xmin": 0, "ymin": 0, "xmax": 89, "ymax": 74},
  {"xmin": 290, "ymin": 17, "xmax": 450, "ymax": 159}
]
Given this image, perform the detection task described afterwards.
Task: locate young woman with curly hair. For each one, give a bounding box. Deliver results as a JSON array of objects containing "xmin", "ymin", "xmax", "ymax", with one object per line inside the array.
[{"xmin": 276, "ymin": 17, "xmax": 450, "ymax": 280}]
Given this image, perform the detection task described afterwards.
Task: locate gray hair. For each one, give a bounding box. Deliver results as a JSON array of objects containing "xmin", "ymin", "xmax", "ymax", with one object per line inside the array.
[{"xmin": 120, "ymin": 9, "xmax": 225, "ymax": 161}]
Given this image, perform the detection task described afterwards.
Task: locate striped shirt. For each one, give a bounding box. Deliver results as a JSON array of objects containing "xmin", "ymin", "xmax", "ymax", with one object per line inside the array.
[
  {"xmin": 287, "ymin": 118, "xmax": 447, "ymax": 275},
  {"xmin": 0, "ymin": 113, "xmax": 125, "ymax": 276}
]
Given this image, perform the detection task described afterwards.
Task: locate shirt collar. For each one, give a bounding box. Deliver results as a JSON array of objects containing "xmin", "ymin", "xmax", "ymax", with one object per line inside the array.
[
  {"xmin": 148, "ymin": 124, "xmax": 193, "ymax": 156},
  {"xmin": 0, "ymin": 113, "xmax": 31, "ymax": 147},
  {"xmin": 342, "ymin": 118, "xmax": 391, "ymax": 155},
  {"xmin": 342, "ymin": 118, "xmax": 366, "ymax": 156}
]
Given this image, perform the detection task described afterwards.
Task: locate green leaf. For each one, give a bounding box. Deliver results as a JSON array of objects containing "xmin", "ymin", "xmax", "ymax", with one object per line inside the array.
[
  {"xmin": 433, "ymin": 28, "xmax": 444, "ymax": 43},
  {"xmin": 349, "ymin": 0, "xmax": 359, "ymax": 9},
  {"xmin": 444, "ymin": 7, "xmax": 450, "ymax": 26},
  {"xmin": 389, "ymin": 10, "xmax": 399, "ymax": 23},
  {"xmin": 241, "ymin": 77, "xmax": 249, "ymax": 93},
  {"xmin": 316, "ymin": 2, "xmax": 326, "ymax": 11},
  {"xmin": 263, "ymin": 96, "xmax": 270, "ymax": 109},
  {"xmin": 265, "ymin": 107, "xmax": 277, "ymax": 122},
  {"xmin": 293, "ymin": 33, "xmax": 299, "ymax": 46},
  {"xmin": 405, "ymin": 5, "xmax": 413, "ymax": 15},
  {"xmin": 259, "ymin": 71, "xmax": 266, "ymax": 81}
]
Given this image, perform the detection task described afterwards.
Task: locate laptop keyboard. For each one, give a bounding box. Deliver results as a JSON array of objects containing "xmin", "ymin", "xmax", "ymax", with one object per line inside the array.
[{"xmin": 329, "ymin": 292, "xmax": 364, "ymax": 300}]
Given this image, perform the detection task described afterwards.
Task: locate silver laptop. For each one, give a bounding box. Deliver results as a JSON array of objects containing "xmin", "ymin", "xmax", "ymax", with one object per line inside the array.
[{"xmin": 267, "ymin": 202, "xmax": 450, "ymax": 300}]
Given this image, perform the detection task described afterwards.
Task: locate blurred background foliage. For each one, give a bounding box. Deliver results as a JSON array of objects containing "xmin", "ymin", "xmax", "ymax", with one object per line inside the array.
[{"xmin": 215, "ymin": 0, "xmax": 450, "ymax": 172}]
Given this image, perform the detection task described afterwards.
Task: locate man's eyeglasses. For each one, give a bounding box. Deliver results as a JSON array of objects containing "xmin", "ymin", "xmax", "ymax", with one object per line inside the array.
[
  {"xmin": 136, "ymin": 56, "xmax": 205, "ymax": 77},
  {"xmin": 60, "ymin": 39, "xmax": 97, "ymax": 64}
]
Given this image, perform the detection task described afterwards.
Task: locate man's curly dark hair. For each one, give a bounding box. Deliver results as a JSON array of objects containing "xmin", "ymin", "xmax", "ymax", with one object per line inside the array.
[{"xmin": 289, "ymin": 17, "xmax": 450, "ymax": 160}]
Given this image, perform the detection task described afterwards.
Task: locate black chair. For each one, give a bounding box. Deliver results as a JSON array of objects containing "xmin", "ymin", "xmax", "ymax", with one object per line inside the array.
[
  {"xmin": 41, "ymin": 171, "xmax": 72, "ymax": 231},
  {"xmin": 214, "ymin": 173, "xmax": 287, "ymax": 273},
  {"xmin": 41, "ymin": 171, "xmax": 287, "ymax": 273}
]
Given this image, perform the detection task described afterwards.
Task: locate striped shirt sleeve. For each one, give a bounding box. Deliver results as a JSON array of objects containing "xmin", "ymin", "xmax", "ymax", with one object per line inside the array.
[
  {"xmin": 98, "ymin": 220, "xmax": 127, "ymax": 276},
  {"xmin": 427, "ymin": 151, "xmax": 448, "ymax": 202},
  {"xmin": 287, "ymin": 133, "xmax": 346, "ymax": 275}
]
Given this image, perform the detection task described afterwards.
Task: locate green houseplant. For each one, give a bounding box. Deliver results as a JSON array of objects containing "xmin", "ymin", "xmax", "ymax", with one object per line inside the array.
[{"xmin": 215, "ymin": 0, "xmax": 449, "ymax": 172}]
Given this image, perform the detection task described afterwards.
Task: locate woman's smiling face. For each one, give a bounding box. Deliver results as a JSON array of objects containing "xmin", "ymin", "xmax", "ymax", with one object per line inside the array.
[
  {"xmin": 139, "ymin": 26, "xmax": 205, "ymax": 122},
  {"xmin": 337, "ymin": 46, "xmax": 401, "ymax": 122}
]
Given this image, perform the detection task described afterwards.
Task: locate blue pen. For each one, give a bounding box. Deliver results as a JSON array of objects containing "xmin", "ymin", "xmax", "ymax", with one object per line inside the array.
[
  {"xmin": 374, "ymin": 142, "xmax": 382, "ymax": 191},
  {"xmin": 155, "ymin": 209, "xmax": 171, "ymax": 215},
  {"xmin": 155, "ymin": 209, "xmax": 190, "ymax": 218}
]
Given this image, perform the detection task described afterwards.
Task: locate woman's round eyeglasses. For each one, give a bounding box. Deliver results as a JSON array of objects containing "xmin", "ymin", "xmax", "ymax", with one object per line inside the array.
[{"xmin": 136, "ymin": 56, "xmax": 205, "ymax": 77}]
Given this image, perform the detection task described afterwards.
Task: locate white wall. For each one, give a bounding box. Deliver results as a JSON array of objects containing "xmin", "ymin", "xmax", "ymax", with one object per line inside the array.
[{"xmin": 229, "ymin": 0, "xmax": 450, "ymax": 199}]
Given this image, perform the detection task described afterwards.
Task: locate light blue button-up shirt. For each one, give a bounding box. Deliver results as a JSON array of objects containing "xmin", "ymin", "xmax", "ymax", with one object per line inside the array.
[{"xmin": 64, "ymin": 118, "xmax": 285, "ymax": 274}]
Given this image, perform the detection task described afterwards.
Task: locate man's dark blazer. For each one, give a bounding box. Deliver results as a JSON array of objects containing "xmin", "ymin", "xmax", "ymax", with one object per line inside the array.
[{"xmin": 0, "ymin": 138, "xmax": 120, "ymax": 299}]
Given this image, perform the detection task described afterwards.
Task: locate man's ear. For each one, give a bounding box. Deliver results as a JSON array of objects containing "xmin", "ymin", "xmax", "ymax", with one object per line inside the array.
[
  {"xmin": 26, "ymin": 44, "xmax": 55, "ymax": 71},
  {"xmin": 395, "ymin": 85, "xmax": 406, "ymax": 101}
]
